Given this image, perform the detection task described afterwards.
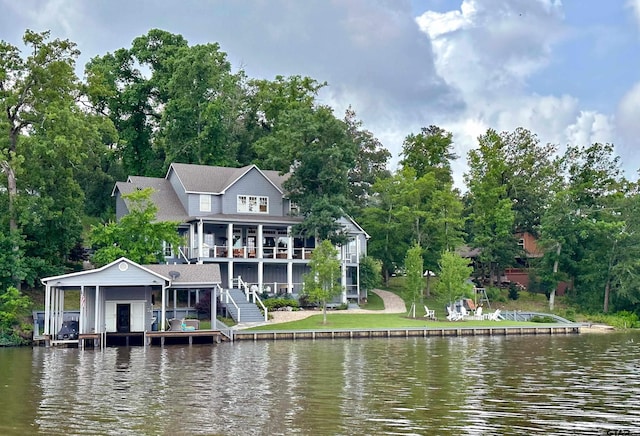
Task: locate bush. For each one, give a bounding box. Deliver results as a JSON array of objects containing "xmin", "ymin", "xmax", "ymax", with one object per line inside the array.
[
  {"xmin": 590, "ymin": 311, "xmax": 639, "ymax": 329},
  {"xmin": 530, "ymin": 315, "xmax": 556, "ymax": 323},
  {"xmin": 508, "ymin": 283, "xmax": 520, "ymax": 300},
  {"xmin": 263, "ymin": 297, "xmax": 299, "ymax": 311}
]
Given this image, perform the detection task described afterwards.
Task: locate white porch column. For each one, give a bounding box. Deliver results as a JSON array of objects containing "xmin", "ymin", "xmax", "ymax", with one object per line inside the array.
[
  {"xmin": 228, "ymin": 261, "xmax": 234, "ymax": 289},
  {"xmin": 356, "ymin": 264, "xmax": 361, "ymax": 303},
  {"xmin": 258, "ymin": 261, "xmax": 264, "ymax": 292},
  {"xmin": 257, "ymin": 224, "xmax": 263, "ymax": 258},
  {"xmin": 341, "ymin": 261, "xmax": 348, "ymax": 304},
  {"xmin": 79, "ymin": 285, "xmax": 85, "ymax": 334},
  {"xmin": 287, "ymin": 262, "xmax": 293, "ymax": 294},
  {"xmin": 189, "ymin": 224, "xmax": 195, "ymax": 258},
  {"xmin": 44, "ymin": 284, "xmax": 51, "ymax": 336},
  {"xmin": 287, "ymin": 226, "xmax": 293, "ymax": 259},
  {"xmin": 173, "ymin": 289, "xmax": 177, "ymax": 317},
  {"xmin": 226, "ymin": 223, "xmax": 233, "ymax": 258},
  {"xmin": 94, "ymin": 286, "xmax": 100, "ymax": 333},
  {"xmin": 212, "ymin": 287, "xmax": 217, "ymax": 330},
  {"xmin": 161, "ymin": 285, "xmax": 167, "ymax": 331},
  {"xmin": 197, "ymin": 219, "xmax": 204, "ymax": 259}
]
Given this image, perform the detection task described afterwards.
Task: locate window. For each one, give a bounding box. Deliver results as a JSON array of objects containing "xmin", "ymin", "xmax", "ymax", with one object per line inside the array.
[
  {"xmin": 237, "ymin": 195, "xmax": 268, "ymax": 213},
  {"xmin": 289, "ymin": 201, "xmax": 299, "ymax": 215},
  {"xmin": 200, "ymin": 194, "xmax": 211, "ymax": 212}
]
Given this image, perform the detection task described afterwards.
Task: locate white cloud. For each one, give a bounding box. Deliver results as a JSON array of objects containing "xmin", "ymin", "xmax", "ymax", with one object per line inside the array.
[
  {"xmin": 413, "ymin": 0, "xmax": 630, "ymax": 187},
  {"xmin": 627, "ymin": 0, "xmax": 640, "ymax": 27}
]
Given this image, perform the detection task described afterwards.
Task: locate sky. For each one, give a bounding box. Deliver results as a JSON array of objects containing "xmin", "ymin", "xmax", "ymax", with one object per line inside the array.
[{"xmin": 2, "ymin": 0, "xmax": 639, "ymax": 188}]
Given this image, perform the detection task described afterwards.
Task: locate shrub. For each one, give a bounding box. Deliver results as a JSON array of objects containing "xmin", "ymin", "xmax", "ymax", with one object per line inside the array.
[
  {"xmin": 530, "ymin": 315, "xmax": 556, "ymax": 323},
  {"xmin": 263, "ymin": 297, "xmax": 299, "ymax": 311},
  {"xmin": 508, "ymin": 283, "xmax": 520, "ymax": 300}
]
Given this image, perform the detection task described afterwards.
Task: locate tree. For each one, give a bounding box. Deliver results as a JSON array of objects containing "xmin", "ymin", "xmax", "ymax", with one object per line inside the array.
[
  {"xmin": 85, "ymin": 30, "xmax": 197, "ymax": 176},
  {"xmin": 400, "ymin": 125, "xmax": 457, "ymax": 186},
  {"xmin": 343, "ymin": 107, "xmax": 391, "ymax": 210},
  {"xmin": 0, "ymin": 286, "xmax": 31, "ymax": 345},
  {"xmin": 302, "ymin": 239, "xmax": 342, "ymax": 324},
  {"xmin": 434, "ymin": 250, "xmax": 474, "ymax": 306},
  {"xmin": 465, "ymin": 129, "xmax": 518, "ymax": 284},
  {"xmin": 89, "ymin": 188, "xmax": 181, "ymax": 266},
  {"xmin": 1, "ymin": 30, "xmax": 104, "ymax": 284},
  {"xmin": 256, "ymin": 105, "xmax": 357, "ymax": 243},
  {"xmin": 359, "ymin": 256, "xmax": 382, "ymax": 296},
  {"xmin": 404, "ymin": 243, "xmax": 424, "ymax": 318},
  {"xmin": 538, "ymin": 143, "xmax": 628, "ymax": 312},
  {"xmin": 157, "ymin": 42, "xmax": 245, "ymax": 167}
]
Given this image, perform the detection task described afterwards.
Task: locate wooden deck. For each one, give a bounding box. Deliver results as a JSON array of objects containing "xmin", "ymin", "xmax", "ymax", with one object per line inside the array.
[{"xmin": 145, "ymin": 330, "xmax": 224, "ymax": 346}]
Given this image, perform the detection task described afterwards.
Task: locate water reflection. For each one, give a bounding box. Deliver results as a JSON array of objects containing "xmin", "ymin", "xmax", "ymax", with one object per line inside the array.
[{"xmin": 0, "ymin": 332, "xmax": 639, "ymax": 434}]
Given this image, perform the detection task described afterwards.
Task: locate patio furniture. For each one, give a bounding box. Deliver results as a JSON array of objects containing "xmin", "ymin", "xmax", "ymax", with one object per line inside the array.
[{"xmin": 424, "ymin": 306, "xmax": 436, "ymax": 320}]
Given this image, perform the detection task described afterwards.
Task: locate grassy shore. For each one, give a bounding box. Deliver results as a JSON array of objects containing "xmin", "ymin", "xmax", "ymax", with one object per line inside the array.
[{"xmin": 246, "ymin": 313, "xmax": 548, "ymax": 331}]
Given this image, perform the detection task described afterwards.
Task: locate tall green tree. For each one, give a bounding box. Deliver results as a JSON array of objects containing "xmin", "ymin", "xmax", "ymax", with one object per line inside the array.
[
  {"xmin": 256, "ymin": 105, "xmax": 357, "ymax": 242},
  {"xmin": 1, "ymin": 30, "xmax": 104, "ymax": 284},
  {"xmin": 404, "ymin": 243, "xmax": 424, "ymax": 318},
  {"xmin": 400, "ymin": 125, "xmax": 457, "ymax": 186},
  {"xmin": 84, "ymin": 29, "xmax": 189, "ymax": 177},
  {"xmin": 157, "ymin": 43, "xmax": 245, "ymax": 167},
  {"xmin": 465, "ymin": 129, "xmax": 518, "ymax": 284},
  {"xmin": 89, "ymin": 188, "xmax": 181, "ymax": 266},
  {"xmin": 302, "ymin": 240, "xmax": 342, "ymax": 324},
  {"xmin": 538, "ymin": 143, "xmax": 628, "ymax": 312},
  {"xmin": 343, "ymin": 107, "xmax": 391, "ymax": 210}
]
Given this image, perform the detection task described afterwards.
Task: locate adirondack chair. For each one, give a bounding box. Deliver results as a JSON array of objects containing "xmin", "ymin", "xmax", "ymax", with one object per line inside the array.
[
  {"xmin": 488, "ymin": 309, "xmax": 502, "ymax": 321},
  {"xmin": 446, "ymin": 305, "xmax": 463, "ymax": 321},
  {"xmin": 424, "ymin": 306, "xmax": 436, "ymax": 320}
]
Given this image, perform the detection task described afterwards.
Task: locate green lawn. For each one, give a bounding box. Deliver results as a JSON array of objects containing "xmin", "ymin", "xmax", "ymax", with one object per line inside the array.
[{"xmin": 245, "ymin": 312, "xmax": 546, "ymax": 331}]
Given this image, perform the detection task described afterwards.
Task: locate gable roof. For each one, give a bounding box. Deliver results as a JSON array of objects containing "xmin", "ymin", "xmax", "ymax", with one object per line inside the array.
[
  {"xmin": 168, "ymin": 163, "xmax": 288, "ymax": 195},
  {"xmin": 41, "ymin": 257, "xmax": 221, "ymax": 288},
  {"xmin": 113, "ymin": 176, "xmax": 189, "ymax": 222}
]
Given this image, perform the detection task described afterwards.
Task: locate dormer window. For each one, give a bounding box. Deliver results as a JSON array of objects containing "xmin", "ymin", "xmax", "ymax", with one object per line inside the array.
[
  {"xmin": 200, "ymin": 194, "xmax": 211, "ymax": 212},
  {"xmin": 238, "ymin": 195, "xmax": 268, "ymax": 213}
]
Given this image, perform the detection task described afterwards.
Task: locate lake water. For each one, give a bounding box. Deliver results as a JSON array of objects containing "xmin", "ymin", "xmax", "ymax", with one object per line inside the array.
[{"xmin": 1, "ymin": 331, "xmax": 639, "ymax": 435}]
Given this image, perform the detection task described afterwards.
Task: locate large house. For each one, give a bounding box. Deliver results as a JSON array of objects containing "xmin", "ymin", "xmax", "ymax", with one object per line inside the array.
[{"xmin": 113, "ymin": 163, "xmax": 369, "ymax": 303}]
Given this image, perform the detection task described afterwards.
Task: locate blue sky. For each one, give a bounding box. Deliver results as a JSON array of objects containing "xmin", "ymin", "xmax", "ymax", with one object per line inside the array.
[{"xmin": 1, "ymin": 0, "xmax": 639, "ymax": 186}]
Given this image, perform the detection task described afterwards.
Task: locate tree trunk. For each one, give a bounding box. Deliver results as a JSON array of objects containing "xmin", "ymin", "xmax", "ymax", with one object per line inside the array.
[
  {"xmin": 550, "ymin": 243, "xmax": 561, "ymax": 311},
  {"xmin": 603, "ymin": 281, "xmax": 610, "ymax": 313}
]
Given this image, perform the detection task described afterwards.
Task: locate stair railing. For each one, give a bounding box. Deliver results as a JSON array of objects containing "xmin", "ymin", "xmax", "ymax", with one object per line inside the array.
[
  {"xmin": 221, "ymin": 288, "xmax": 240, "ymax": 322},
  {"xmin": 235, "ymin": 276, "xmax": 268, "ymax": 322}
]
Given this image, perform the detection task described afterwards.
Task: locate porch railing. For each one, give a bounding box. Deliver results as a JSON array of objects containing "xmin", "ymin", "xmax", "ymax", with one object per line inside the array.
[{"xmin": 178, "ymin": 245, "xmax": 315, "ymax": 260}]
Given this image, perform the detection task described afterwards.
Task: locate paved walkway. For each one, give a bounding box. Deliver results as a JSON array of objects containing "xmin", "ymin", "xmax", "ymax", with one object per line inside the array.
[{"xmin": 267, "ymin": 289, "xmax": 406, "ymax": 324}]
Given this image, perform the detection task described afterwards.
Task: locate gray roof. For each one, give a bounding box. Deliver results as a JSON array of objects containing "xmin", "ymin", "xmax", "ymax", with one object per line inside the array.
[
  {"xmin": 146, "ymin": 263, "xmax": 222, "ymax": 287},
  {"xmin": 168, "ymin": 163, "xmax": 288, "ymax": 194},
  {"xmin": 115, "ymin": 177, "xmax": 189, "ymax": 222}
]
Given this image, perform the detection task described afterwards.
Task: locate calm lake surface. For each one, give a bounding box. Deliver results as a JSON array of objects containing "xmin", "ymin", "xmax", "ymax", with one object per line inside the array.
[{"xmin": 1, "ymin": 331, "xmax": 639, "ymax": 435}]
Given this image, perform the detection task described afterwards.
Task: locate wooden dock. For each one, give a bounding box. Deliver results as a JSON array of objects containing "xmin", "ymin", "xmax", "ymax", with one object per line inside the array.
[
  {"xmin": 145, "ymin": 330, "xmax": 224, "ymax": 346},
  {"xmin": 232, "ymin": 325, "xmax": 581, "ymax": 341}
]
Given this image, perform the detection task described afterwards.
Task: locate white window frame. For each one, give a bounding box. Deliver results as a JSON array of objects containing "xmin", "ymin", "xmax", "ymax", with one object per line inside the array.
[
  {"xmin": 199, "ymin": 194, "xmax": 211, "ymax": 212},
  {"xmin": 237, "ymin": 195, "xmax": 269, "ymax": 214}
]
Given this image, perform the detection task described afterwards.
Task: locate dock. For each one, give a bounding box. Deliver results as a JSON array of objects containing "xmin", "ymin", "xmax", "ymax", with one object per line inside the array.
[{"xmin": 232, "ymin": 325, "xmax": 581, "ymax": 341}]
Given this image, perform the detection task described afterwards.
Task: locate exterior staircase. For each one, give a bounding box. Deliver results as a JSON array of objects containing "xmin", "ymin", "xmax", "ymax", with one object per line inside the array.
[{"xmin": 221, "ymin": 288, "xmax": 265, "ymax": 324}]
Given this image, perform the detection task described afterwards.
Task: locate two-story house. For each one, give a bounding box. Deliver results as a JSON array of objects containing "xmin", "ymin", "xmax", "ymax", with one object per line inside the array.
[{"xmin": 113, "ymin": 163, "xmax": 369, "ymax": 303}]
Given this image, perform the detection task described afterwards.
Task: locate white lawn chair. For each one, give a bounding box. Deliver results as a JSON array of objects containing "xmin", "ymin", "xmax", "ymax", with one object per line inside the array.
[
  {"xmin": 424, "ymin": 306, "xmax": 436, "ymax": 320},
  {"xmin": 474, "ymin": 306, "xmax": 483, "ymax": 320},
  {"xmin": 446, "ymin": 306, "xmax": 462, "ymax": 321},
  {"xmin": 460, "ymin": 306, "xmax": 469, "ymax": 318},
  {"xmin": 488, "ymin": 309, "xmax": 502, "ymax": 321}
]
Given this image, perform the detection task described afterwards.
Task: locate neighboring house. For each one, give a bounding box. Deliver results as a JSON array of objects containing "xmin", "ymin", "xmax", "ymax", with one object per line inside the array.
[
  {"xmin": 113, "ymin": 163, "xmax": 369, "ymax": 303},
  {"xmin": 504, "ymin": 232, "xmax": 544, "ymax": 289},
  {"xmin": 40, "ymin": 257, "xmax": 222, "ymax": 343},
  {"xmin": 458, "ymin": 231, "xmax": 543, "ymax": 289}
]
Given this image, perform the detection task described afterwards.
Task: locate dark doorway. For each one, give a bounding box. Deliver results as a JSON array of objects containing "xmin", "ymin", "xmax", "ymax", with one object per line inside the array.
[{"xmin": 116, "ymin": 304, "xmax": 131, "ymax": 333}]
